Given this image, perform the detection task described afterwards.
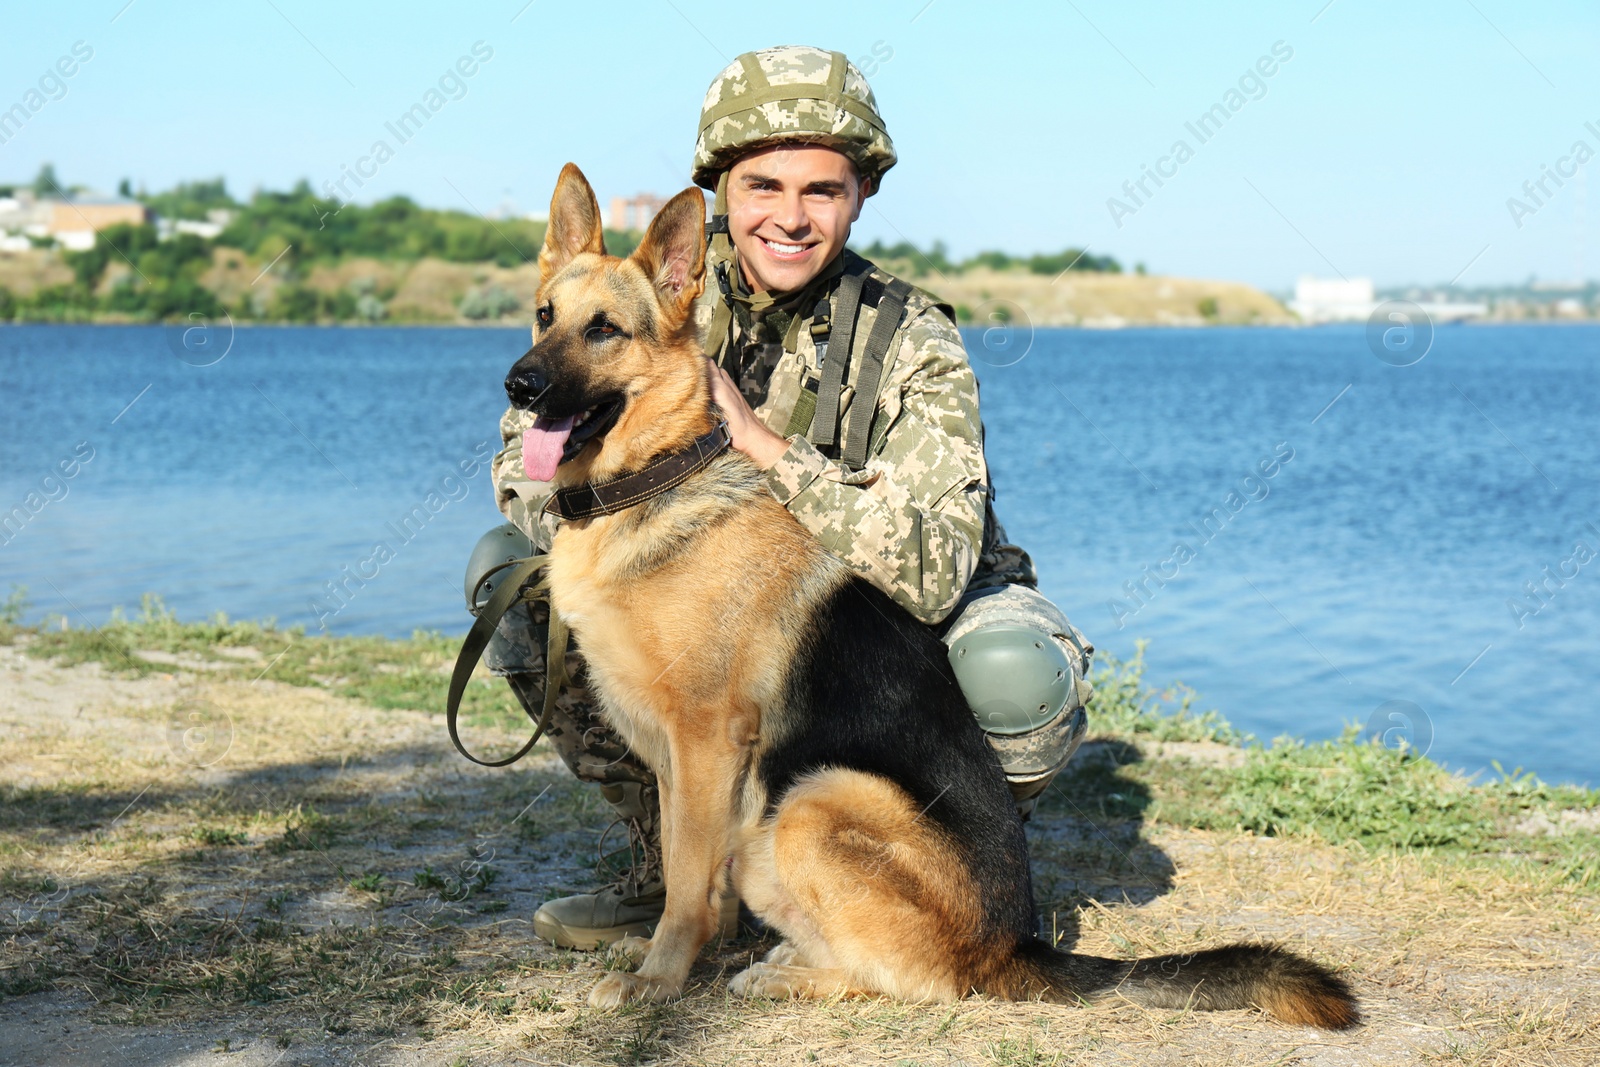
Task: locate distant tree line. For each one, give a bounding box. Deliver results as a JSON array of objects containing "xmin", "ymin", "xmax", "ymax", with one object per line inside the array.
[{"xmin": 855, "ymin": 238, "xmax": 1122, "ymax": 277}]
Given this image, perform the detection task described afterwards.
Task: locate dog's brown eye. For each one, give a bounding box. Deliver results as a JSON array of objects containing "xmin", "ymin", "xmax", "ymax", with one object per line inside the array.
[
  {"xmin": 586, "ymin": 318, "xmax": 622, "ymax": 341},
  {"xmin": 537, "ymin": 306, "xmax": 552, "ymax": 327}
]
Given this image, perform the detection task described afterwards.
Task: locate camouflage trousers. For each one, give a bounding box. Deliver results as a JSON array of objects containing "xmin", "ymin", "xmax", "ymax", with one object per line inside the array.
[{"xmin": 485, "ymin": 584, "xmax": 1093, "ymax": 836}]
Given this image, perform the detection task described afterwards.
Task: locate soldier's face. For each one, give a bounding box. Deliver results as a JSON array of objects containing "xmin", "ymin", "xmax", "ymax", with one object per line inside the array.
[{"xmin": 726, "ymin": 145, "xmax": 869, "ymax": 295}]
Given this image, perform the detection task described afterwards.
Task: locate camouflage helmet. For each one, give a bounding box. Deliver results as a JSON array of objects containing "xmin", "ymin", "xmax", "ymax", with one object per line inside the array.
[{"xmin": 692, "ymin": 45, "xmax": 896, "ymax": 193}]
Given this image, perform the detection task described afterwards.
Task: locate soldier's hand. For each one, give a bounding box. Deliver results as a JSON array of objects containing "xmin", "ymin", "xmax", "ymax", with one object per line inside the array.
[{"xmin": 707, "ymin": 359, "xmax": 791, "ymax": 471}]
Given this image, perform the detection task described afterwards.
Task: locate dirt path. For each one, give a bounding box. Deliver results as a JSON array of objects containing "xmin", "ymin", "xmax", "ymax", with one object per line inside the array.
[{"xmin": 2, "ymin": 644, "xmax": 1596, "ymax": 1066}]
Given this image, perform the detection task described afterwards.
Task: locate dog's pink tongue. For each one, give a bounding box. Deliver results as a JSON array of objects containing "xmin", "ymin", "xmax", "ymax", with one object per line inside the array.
[{"xmin": 522, "ymin": 415, "xmax": 577, "ymax": 482}]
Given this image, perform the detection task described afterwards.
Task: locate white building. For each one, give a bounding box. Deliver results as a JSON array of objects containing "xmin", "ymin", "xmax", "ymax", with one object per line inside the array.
[
  {"xmin": 1289, "ymin": 276, "xmax": 1486, "ymax": 324},
  {"xmin": 156, "ymin": 208, "xmax": 235, "ymax": 242},
  {"xmin": 1289, "ymin": 277, "xmax": 1375, "ymax": 323},
  {"xmin": 0, "ymin": 190, "xmax": 52, "ymax": 252}
]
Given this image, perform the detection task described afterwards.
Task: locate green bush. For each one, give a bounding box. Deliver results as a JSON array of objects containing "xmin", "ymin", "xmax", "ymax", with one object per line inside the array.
[
  {"xmin": 1087, "ymin": 641, "xmax": 1240, "ymax": 744},
  {"xmin": 354, "ymin": 293, "xmax": 386, "ymax": 321},
  {"xmin": 17, "ymin": 283, "xmax": 95, "ymax": 321},
  {"xmin": 967, "ymin": 250, "xmax": 1014, "ymax": 271},
  {"xmin": 271, "ymin": 284, "xmax": 320, "ymax": 322},
  {"xmin": 1, "ymin": 585, "xmax": 27, "ymax": 625},
  {"xmin": 1026, "ymin": 248, "xmax": 1121, "ymax": 275},
  {"xmin": 459, "ymin": 284, "xmax": 521, "ymax": 320},
  {"xmin": 140, "ymin": 177, "xmax": 234, "ymax": 222},
  {"xmin": 856, "ymin": 238, "xmax": 1119, "ymax": 276},
  {"xmin": 216, "ymin": 185, "xmax": 547, "ymax": 268},
  {"xmin": 1214, "ymin": 728, "xmax": 1495, "ymax": 848}
]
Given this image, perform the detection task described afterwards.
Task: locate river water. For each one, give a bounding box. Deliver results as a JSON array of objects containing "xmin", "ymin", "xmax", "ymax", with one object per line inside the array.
[{"xmin": 2, "ymin": 322, "xmax": 1595, "ymax": 786}]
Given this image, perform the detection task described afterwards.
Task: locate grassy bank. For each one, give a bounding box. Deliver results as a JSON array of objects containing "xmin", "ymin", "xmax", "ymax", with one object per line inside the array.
[{"xmin": 1, "ymin": 595, "xmax": 1597, "ymax": 1065}]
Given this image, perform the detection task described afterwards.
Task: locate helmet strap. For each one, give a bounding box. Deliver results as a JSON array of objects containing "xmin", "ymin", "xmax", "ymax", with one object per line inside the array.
[
  {"xmin": 707, "ymin": 170, "xmax": 734, "ymax": 260},
  {"xmin": 701, "ymin": 171, "xmax": 737, "ymax": 367}
]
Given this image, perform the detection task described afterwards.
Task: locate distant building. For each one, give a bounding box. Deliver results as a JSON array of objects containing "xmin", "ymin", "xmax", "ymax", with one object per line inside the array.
[
  {"xmin": 156, "ymin": 208, "xmax": 235, "ymax": 242},
  {"xmin": 49, "ymin": 196, "xmax": 147, "ymax": 250},
  {"xmin": 1289, "ymin": 277, "xmax": 1375, "ymax": 322},
  {"xmin": 0, "ymin": 189, "xmax": 51, "ymax": 251},
  {"xmin": 608, "ymin": 194, "xmax": 668, "ymax": 232},
  {"xmin": 1289, "ymin": 275, "xmax": 1486, "ymax": 324}
]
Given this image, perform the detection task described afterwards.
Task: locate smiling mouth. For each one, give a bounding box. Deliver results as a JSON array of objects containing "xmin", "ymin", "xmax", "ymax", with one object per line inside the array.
[{"xmin": 760, "ymin": 236, "xmax": 816, "ymax": 258}]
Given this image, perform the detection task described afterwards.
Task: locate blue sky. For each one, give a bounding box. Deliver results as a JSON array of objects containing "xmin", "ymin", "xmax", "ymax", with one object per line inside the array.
[{"xmin": 3, "ymin": 0, "xmax": 1597, "ymax": 288}]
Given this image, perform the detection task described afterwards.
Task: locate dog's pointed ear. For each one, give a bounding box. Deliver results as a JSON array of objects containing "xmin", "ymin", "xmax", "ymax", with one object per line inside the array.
[
  {"xmin": 630, "ymin": 187, "xmax": 707, "ymax": 319},
  {"xmin": 539, "ymin": 163, "xmax": 606, "ymax": 282}
]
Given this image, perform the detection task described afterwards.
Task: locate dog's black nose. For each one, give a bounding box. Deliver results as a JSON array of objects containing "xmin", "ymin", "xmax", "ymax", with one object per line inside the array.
[{"xmin": 505, "ymin": 367, "xmax": 548, "ymax": 410}]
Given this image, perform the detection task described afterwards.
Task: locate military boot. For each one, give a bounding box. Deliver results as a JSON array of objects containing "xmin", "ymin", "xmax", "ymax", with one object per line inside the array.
[{"xmin": 532, "ymin": 780, "xmax": 667, "ymax": 950}]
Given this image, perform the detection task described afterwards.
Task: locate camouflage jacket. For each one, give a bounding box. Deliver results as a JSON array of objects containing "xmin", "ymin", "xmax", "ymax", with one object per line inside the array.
[{"xmin": 492, "ymin": 247, "xmax": 1036, "ymax": 626}]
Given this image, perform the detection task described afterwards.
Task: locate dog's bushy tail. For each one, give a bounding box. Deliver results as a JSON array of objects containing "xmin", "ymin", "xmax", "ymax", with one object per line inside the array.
[{"xmin": 1001, "ymin": 940, "xmax": 1359, "ymax": 1030}]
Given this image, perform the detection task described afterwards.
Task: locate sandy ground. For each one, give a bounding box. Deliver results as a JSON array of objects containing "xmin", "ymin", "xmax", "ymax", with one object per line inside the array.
[{"xmin": 2, "ymin": 642, "xmax": 1597, "ymax": 1067}]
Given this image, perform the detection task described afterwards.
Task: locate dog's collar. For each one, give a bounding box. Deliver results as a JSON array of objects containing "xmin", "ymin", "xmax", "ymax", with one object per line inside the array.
[{"xmin": 541, "ymin": 421, "xmax": 733, "ymax": 522}]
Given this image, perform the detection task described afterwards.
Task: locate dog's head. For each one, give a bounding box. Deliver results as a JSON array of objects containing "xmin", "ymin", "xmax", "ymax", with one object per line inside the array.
[{"xmin": 505, "ymin": 163, "xmax": 709, "ymax": 485}]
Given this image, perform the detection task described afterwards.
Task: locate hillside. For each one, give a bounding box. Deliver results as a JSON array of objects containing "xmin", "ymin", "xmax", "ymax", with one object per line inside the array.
[
  {"xmin": 912, "ymin": 265, "xmax": 1293, "ymax": 328},
  {"xmin": 0, "ymin": 244, "xmax": 1291, "ymax": 329},
  {"xmin": 0, "ymin": 176, "xmax": 1292, "ymax": 328}
]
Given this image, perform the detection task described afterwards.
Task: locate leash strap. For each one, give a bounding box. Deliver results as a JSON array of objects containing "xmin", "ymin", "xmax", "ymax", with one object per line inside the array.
[
  {"xmin": 447, "ymin": 554, "xmax": 567, "ymax": 768},
  {"xmin": 542, "ymin": 422, "xmax": 732, "ymax": 521}
]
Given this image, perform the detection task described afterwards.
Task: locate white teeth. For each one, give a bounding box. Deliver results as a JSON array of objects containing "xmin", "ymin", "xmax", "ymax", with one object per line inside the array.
[{"xmin": 764, "ymin": 239, "xmax": 805, "ymax": 255}]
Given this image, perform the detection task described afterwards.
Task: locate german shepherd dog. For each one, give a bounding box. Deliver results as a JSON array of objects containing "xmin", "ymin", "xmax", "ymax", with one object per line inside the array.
[{"xmin": 502, "ymin": 163, "xmax": 1358, "ymax": 1029}]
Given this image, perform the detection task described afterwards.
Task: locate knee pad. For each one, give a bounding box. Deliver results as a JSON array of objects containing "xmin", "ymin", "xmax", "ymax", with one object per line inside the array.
[
  {"xmin": 947, "ymin": 623, "xmax": 1091, "ymax": 792},
  {"xmin": 948, "ymin": 625, "xmax": 1073, "ymax": 735},
  {"xmin": 464, "ymin": 523, "xmax": 542, "ymax": 674},
  {"xmin": 463, "ymin": 522, "xmax": 536, "ymax": 613}
]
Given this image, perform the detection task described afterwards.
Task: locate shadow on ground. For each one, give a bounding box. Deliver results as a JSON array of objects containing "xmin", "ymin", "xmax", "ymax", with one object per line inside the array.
[{"xmin": 1025, "ymin": 738, "xmax": 1177, "ymax": 951}]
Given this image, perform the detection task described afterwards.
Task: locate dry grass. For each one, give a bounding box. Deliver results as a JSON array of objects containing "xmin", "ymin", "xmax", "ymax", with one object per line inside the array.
[
  {"xmin": 383, "ymin": 258, "xmax": 541, "ymax": 323},
  {"xmin": 874, "ymin": 263, "xmax": 1294, "ymax": 328},
  {"xmin": 2, "ymin": 625, "xmax": 1597, "ymax": 1066},
  {"xmin": 0, "ymin": 248, "xmax": 73, "ymax": 297}
]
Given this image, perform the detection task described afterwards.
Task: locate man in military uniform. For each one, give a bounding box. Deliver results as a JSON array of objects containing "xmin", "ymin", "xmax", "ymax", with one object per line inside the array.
[{"xmin": 466, "ymin": 45, "xmax": 1093, "ymax": 951}]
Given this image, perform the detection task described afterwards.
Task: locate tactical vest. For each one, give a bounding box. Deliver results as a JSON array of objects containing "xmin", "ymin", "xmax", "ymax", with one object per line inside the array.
[
  {"xmin": 696, "ymin": 210, "xmax": 1037, "ymax": 594},
  {"xmin": 699, "ymin": 242, "xmax": 954, "ymax": 473}
]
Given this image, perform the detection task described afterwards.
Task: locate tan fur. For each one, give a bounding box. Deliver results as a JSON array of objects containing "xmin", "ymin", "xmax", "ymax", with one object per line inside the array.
[{"xmin": 731, "ymin": 768, "xmax": 999, "ymax": 1003}]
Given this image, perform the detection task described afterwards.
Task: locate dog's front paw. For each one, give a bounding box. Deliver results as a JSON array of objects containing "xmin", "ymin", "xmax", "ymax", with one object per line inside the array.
[
  {"xmin": 729, "ymin": 962, "xmax": 786, "ymax": 1000},
  {"xmin": 589, "ymin": 971, "xmax": 682, "ymax": 1008},
  {"xmin": 763, "ymin": 941, "xmax": 812, "ymax": 967},
  {"xmin": 609, "ymin": 935, "xmax": 653, "ymax": 965}
]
